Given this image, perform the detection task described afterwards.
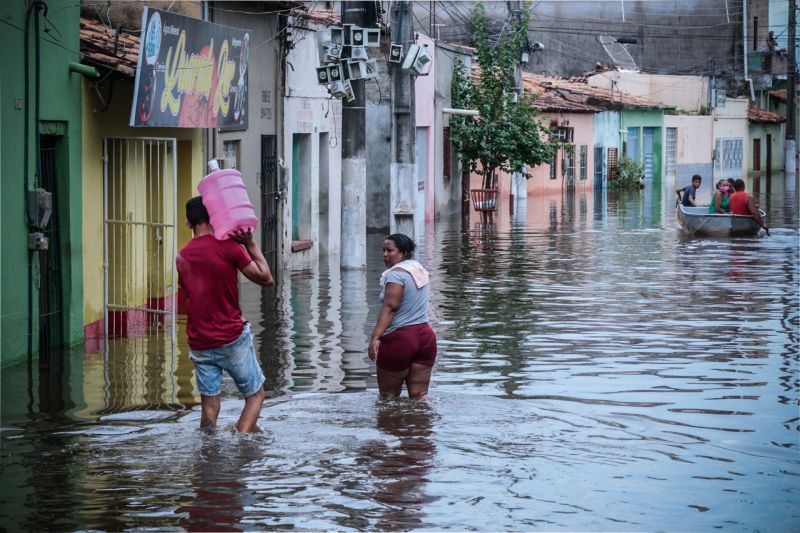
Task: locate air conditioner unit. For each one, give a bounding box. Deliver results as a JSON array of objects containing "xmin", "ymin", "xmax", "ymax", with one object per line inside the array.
[
  {"xmin": 328, "ymin": 80, "xmax": 347, "ymax": 99},
  {"xmin": 350, "ymin": 27, "xmax": 365, "ymax": 46},
  {"xmin": 402, "ymin": 44, "xmax": 420, "ymax": 70},
  {"xmin": 328, "ymin": 79, "xmax": 355, "ymax": 102},
  {"xmin": 331, "ymin": 26, "xmax": 345, "ymax": 46},
  {"xmin": 350, "ymin": 46, "xmax": 368, "ymax": 61},
  {"xmin": 325, "ymin": 44, "xmax": 343, "ymax": 62},
  {"xmin": 316, "ymin": 66, "xmax": 331, "ymax": 84},
  {"xmin": 328, "ymin": 63, "xmax": 343, "ymax": 83},
  {"xmin": 365, "ymin": 28, "xmax": 381, "ymax": 47},
  {"xmin": 409, "ymin": 45, "xmax": 432, "ymax": 76},
  {"xmin": 389, "ymin": 43, "xmax": 403, "ymax": 63},
  {"xmin": 364, "ymin": 58, "xmax": 378, "ymax": 78},
  {"xmin": 347, "ymin": 59, "xmax": 368, "ymax": 80}
]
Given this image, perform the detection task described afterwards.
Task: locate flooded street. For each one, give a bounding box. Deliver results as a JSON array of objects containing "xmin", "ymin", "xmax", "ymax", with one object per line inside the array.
[{"xmin": 2, "ymin": 176, "xmax": 798, "ymax": 531}]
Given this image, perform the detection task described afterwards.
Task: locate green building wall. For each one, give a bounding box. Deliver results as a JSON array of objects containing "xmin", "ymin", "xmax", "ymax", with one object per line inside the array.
[
  {"xmin": 621, "ymin": 109, "xmax": 665, "ymax": 186},
  {"xmin": 1, "ymin": 1, "xmax": 83, "ymax": 367}
]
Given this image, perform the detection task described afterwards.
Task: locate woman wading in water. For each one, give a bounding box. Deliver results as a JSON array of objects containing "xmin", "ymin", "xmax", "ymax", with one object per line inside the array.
[{"xmin": 369, "ymin": 234, "xmax": 437, "ymax": 399}]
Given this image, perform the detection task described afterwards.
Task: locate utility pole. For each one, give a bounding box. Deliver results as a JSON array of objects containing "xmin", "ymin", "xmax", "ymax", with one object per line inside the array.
[
  {"xmin": 341, "ymin": 1, "xmax": 368, "ymax": 269},
  {"xmin": 509, "ymin": 1, "xmax": 527, "ymax": 201},
  {"xmin": 786, "ymin": 0, "xmax": 797, "ymax": 175},
  {"xmin": 389, "ymin": 0, "xmax": 416, "ymax": 237}
]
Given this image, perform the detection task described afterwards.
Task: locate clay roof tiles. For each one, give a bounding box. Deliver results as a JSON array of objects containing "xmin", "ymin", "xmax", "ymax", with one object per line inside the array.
[
  {"xmin": 747, "ymin": 107, "xmax": 786, "ymax": 124},
  {"xmin": 769, "ymin": 89, "xmax": 787, "ymax": 102},
  {"xmin": 523, "ymin": 73, "xmax": 672, "ymax": 110},
  {"xmin": 79, "ymin": 17, "xmax": 140, "ymax": 77},
  {"xmin": 531, "ymin": 94, "xmax": 603, "ymax": 113}
]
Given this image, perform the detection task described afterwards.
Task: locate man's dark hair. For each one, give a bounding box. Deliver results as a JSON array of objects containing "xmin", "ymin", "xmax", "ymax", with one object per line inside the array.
[
  {"xmin": 186, "ymin": 196, "xmax": 210, "ymax": 227},
  {"xmin": 692, "ymin": 174, "xmax": 702, "ymax": 183},
  {"xmin": 386, "ymin": 233, "xmax": 416, "ymax": 259},
  {"xmin": 733, "ymin": 178, "xmax": 746, "ymax": 192}
]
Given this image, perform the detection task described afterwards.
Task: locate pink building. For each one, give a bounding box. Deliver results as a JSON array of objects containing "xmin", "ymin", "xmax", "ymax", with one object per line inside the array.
[{"xmin": 468, "ymin": 94, "xmax": 600, "ymax": 211}]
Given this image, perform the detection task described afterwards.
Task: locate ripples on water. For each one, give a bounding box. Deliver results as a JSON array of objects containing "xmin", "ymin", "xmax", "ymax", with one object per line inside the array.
[{"xmin": 1, "ymin": 178, "xmax": 798, "ymax": 531}]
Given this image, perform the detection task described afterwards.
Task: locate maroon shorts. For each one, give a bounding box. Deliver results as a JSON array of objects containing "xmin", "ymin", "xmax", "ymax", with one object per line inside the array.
[{"xmin": 377, "ymin": 323, "xmax": 437, "ymax": 372}]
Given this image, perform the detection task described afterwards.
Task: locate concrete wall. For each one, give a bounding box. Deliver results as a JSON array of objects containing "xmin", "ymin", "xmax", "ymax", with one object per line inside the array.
[
  {"xmin": 212, "ymin": 7, "xmax": 281, "ymax": 263},
  {"xmin": 420, "ymin": 1, "xmax": 743, "ymax": 95},
  {"xmin": 366, "ymin": 102, "xmax": 392, "ymax": 232},
  {"xmin": 281, "ymin": 25, "xmax": 343, "ymax": 271},
  {"xmin": 587, "ymin": 72, "xmax": 709, "ymax": 113},
  {"xmin": 434, "ymin": 42, "xmax": 472, "ymax": 222},
  {"xmin": 414, "ymin": 34, "xmax": 436, "ymax": 238},
  {"xmin": 2, "ymin": 1, "xmax": 84, "ymax": 365}
]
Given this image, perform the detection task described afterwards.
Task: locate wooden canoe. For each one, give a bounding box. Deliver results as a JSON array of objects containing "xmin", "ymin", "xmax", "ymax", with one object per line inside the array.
[{"xmin": 677, "ymin": 205, "xmax": 766, "ymax": 236}]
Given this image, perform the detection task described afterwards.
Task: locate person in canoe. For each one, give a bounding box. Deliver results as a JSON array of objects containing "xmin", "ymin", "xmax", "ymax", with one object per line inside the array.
[
  {"xmin": 676, "ymin": 175, "xmax": 702, "ymax": 207},
  {"xmin": 709, "ymin": 179, "xmax": 731, "ymax": 214},
  {"xmin": 729, "ymin": 179, "xmax": 770, "ymax": 235}
]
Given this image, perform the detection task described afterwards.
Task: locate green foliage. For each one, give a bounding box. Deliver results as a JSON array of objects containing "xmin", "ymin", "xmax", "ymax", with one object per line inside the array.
[
  {"xmin": 610, "ymin": 154, "xmax": 645, "ymax": 190},
  {"xmin": 449, "ymin": 3, "xmax": 558, "ymax": 190}
]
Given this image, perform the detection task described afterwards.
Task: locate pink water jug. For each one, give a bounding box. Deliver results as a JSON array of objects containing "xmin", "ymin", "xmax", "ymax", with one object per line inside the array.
[{"xmin": 198, "ymin": 160, "xmax": 259, "ymax": 240}]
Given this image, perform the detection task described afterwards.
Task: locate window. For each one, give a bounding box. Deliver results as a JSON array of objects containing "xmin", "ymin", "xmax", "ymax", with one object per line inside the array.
[
  {"xmin": 223, "ymin": 140, "xmax": 240, "ymax": 170},
  {"xmin": 555, "ymin": 126, "xmax": 574, "ymax": 143},
  {"xmin": 563, "ymin": 147, "xmax": 575, "ymax": 180},
  {"xmin": 607, "ymin": 147, "xmax": 618, "ymax": 181},
  {"xmin": 579, "ymin": 145, "xmax": 587, "ymax": 180},
  {"xmin": 626, "ymin": 127, "xmax": 640, "ymax": 161}
]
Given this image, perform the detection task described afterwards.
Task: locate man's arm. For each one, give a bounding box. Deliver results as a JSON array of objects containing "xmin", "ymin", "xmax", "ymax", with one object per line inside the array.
[
  {"xmin": 230, "ymin": 229, "xmax": 274, "ymax": 286},
  {"xmin": 747, "ymin": 195, "xmax": 769, "ymax": 233}
]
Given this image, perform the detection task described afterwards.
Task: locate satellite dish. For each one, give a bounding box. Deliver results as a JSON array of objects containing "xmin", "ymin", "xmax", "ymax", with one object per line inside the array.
[{"xmin": 597, "ymin": 35, "xmax": 637, "ymax": 71}]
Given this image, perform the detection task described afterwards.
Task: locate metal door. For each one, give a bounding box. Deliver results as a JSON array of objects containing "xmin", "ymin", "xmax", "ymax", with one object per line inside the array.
[
  {"xmin": 643, "ymin": 127, "xmax": 655, "ymax": 182},
  {"xmin": 103, "ymin": 138, "xmax": 177, "ymax": 348},
  {"xmin": 666, "ymin": 127, "xmax": 677, "ymax": 183},
  {"xmin": 753, "ymin": 138, "xmax": 761, "ymax": 172},
  {"xmin": 260, "ymin": 135, "xmax": 279, "ymax": 277},
  {"xmin": 38, "ymin": 137, "xmax": 64, "ymax": 353}
]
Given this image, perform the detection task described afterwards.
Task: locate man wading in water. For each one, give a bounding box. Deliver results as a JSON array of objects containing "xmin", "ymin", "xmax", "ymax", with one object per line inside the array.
[{"xmin": 177, "ymin": 196, "xmax": 274, "ymax": 432}]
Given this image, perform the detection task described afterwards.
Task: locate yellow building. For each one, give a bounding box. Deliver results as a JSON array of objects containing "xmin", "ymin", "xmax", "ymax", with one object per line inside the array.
[{"xmin": 80, "ymin": 19, "xmax": 203, "ymax": 350}]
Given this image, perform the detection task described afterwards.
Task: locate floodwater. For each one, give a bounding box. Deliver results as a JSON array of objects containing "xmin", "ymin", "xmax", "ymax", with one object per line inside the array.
[{"xmin": 2, "ymin": 175, "xmax": 798, "ymax": 531}]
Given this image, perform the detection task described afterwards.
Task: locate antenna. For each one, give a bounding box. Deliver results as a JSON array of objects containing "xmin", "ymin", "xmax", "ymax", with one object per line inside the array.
[{"xmin": 597, "ymin": 35, "xmax": 637, "ymax": 71}]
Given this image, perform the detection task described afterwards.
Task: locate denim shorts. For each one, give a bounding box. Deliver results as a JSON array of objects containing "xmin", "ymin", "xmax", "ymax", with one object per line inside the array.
[{"xmin": 189, "ymin": 323, "xmax": 265, "ymax": 398}]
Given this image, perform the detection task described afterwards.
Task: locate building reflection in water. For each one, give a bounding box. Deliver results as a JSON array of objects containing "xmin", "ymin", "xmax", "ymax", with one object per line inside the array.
[{"xmin": 360, "ymin": 399, "xmax": 438, "ymax": 530}]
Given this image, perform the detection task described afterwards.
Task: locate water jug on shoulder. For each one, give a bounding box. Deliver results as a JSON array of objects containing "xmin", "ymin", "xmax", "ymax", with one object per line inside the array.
[{"xmin": 198, "ymin": 160, "xmax": 259, "ymax": 240}]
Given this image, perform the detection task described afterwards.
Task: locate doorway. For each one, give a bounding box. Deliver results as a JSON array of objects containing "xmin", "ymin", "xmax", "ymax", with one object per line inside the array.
[{"xmin": 753, "ymin": 138, "xmax": 761, "ymax": 172}]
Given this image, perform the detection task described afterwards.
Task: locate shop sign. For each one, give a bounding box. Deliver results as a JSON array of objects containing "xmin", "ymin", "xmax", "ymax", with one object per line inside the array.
[{"xmin": 131, "ymin": 7, "xmax": 250, "ymax": 129}]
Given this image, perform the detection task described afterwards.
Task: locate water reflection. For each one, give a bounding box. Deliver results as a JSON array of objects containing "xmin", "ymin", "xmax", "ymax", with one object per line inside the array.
[
  {"xmin": 1, "ymin": 174, "xmax": 798, "ymax": 531},
  {"xmin": 360, "ymin": 399, "xmax": 438, "ymax": 530}
]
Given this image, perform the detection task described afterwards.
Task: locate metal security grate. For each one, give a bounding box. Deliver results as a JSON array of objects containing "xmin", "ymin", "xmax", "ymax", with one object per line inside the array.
[
  {"xmin": 103, "ymin": 138, "xmax": 177, "ymax": 350},
  {"xmin": 38, "ymin": 137, "xmax": 64, "ymax": 353}
]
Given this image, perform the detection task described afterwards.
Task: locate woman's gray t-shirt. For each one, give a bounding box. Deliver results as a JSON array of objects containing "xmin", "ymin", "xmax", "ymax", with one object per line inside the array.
[{"xmin": 380, "ymin": 269, "xmax": 430, "ymax": 334}]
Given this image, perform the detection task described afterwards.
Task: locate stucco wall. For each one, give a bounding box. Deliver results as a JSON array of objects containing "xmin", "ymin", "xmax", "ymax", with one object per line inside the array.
[
  {"xmin": 664, "ymin": 114, "xmax": 714, "ymax": 199},
  {"xmin": 588, "ymin": 72, "xmax": 709, "ymax": 113},
  {"xmin": 2, "ymin": 1, "xmax": 84, "ymax": 364},
  {"xmin": 748, "ymin": 122, "xmax": 785, "ymax": 174},
  {"xmin": 81, "ymin": 79, "xmax": 204, "ymax": 331},
  {"xmin": 528, "ymin": 112, "xmax": 596, "ymax": 194}
]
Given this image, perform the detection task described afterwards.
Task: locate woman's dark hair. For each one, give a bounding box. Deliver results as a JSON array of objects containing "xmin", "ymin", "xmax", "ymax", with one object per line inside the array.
[
  {"xmin": 186, "ymin": 196, "xmax": 210, "ymax": 227},
  {"xmin": 386, "ymin": 233, "xmax": 416, "ymax": 259}
]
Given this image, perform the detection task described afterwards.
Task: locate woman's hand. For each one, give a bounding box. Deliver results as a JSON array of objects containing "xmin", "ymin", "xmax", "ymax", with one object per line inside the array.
[{"xmin": 368, "ymin": 338, "xmax": 380, "ymax": 361}]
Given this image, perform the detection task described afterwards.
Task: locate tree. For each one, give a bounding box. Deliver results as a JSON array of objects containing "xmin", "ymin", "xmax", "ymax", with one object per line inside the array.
[{"xmin": 449, "ymin": 3, "xmax": 557, "ymax": 190}]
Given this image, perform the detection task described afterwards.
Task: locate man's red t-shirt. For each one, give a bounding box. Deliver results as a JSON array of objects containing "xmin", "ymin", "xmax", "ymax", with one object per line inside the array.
[
  {"xmin": 729, "ymin": 191, "xmax": 750, "ymax": 215},
  {"xmin": 176, "ymin": 235, "xmax": 252, "ymax": 350}
]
